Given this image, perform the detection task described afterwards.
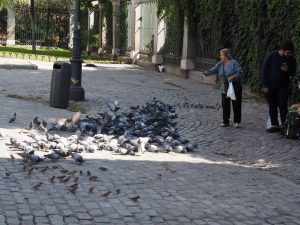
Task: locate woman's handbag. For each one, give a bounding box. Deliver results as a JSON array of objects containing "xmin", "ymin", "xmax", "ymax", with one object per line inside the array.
[{"xmin": 227, "ymin": 81, "xmax": 236, "ymax": 100}]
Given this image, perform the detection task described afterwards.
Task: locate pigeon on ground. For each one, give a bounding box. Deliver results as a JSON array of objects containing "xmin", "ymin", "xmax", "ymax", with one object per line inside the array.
[
  {"xmin": 101, "ymin": 191, "xmax": 111, "ymax": 197},
  {"xmin": 33, "ymin": 182, "xmax": 43, "ymax": 189},
  {"xmin": 106, "ymin": 100, "xmax": 120, "ymax": 112},
  {"xmin": 71, "ymin": 153, "xmax": 84, "ymax": 164},
  {"xmin": 33, "ymin": 117, "xmax": 41, "ymax": 126},
  {"xmin": 129, "ymin": 195, "xmax": 140, "ymax": 202},
  {"xmin": 41, "ymin": 118, "xmax": 47, "ymax": 128},
  {"xmin": 9, "ymin": 113, "xmax": 16, "ymax": 123},
  {"xmin": 44, "ymin": 152, "xmax": 61, "ymax": 161},
  {"xmin": 26, "ymin": 122, "xmax": 33, "ymax": 130},
  {"xmin": 49, "ymin": 176, "xmax": 55, "ymax": 183},
  {"xmin": 27, "ymin": 151, "xmax": 44, "ymax": 163}
]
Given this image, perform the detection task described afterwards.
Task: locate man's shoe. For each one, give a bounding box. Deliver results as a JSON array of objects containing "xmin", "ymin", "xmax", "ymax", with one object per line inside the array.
[
  {"xmin": 234, "ymin": 123, "xmax": 241, "ymax": 128},
  {"xmin": 220, "ymin": 122, "xmax": 229, "ymax": 127},
  {"xmin": 266, "ymin": 126, "xmax": 280, "ymax": 133}
]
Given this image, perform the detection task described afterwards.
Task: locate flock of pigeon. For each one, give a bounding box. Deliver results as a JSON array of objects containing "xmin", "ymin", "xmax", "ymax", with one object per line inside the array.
[{"xmin": 5, "ymin": 98, "xmax": 197, "ymax": 164}]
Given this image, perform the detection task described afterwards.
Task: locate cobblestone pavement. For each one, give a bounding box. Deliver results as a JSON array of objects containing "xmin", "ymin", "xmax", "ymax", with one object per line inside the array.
[{"xmin": 0, "ymin": 59, "xmax": 300, "ymax": 224}]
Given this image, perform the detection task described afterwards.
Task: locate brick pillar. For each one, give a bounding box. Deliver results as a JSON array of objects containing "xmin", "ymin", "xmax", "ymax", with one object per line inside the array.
[
  {"xmin": 180, "ymin": 17, "xmax": 196, "ymax": 75},
  {"xmin": 152, "ymin": 18, "xmax": 164, "ymax": 66}
]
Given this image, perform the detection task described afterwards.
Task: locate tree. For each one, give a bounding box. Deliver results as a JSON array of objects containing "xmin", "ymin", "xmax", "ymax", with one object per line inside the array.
[
  {"xmin": 30, "ymin": 0, "xmax": 36, "ymax": 53},
  {"xmin": 0, "ymin": 0, "xmax": 36, "ymax": 53}
]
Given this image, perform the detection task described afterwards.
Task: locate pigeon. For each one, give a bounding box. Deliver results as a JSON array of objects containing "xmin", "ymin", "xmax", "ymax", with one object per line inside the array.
[
  {"xmin": 60, "ymin": 169, "xmax": 69, "ymax": 174},
  {"xmin": 54, "ymin": 149, "xmax": 69, "ymax": 158},
  {"xmin": 130, "ymin": 106, "xmax": 139, "ymax": 110},
  {"xmin": 186, "ymin": 143, "xmax": 197, "ymax": 152},
  {"xmin": 166, "ymin": 168, "xmax": 176, "ymax": 174},
  {"xmin": 57, "ymin": 175, "xmax": 66, "ymax": 180},
  {"xmin": 41, "ymin": 118, "xmax": 47, "ymax": 128},
  {"xmin": 27, "ymin": 152, "xmax": 44, "ymax": 163},
  {"xmin": 9, "ymin": 113, "xmax": 16, "ymax": 123},
  {"xmin": 69, "ymin": 186, "xmax": 78, "ymax": 193},
  {"xmin": 89, "ymin": 176, "xmax": 98, "ymax": 181},
  {"xmin": 39, "ymin": 123, "xmax": 47, "ymax": 134},
  {"xmin": 137, "ymin": 137, "xmax": 150, "ymax": 154},
  {"xmin": 106, "ymin": 100, "xmax": 120, "ymax": 112},
  {"xmin": 63, "ymin": 177, "xmax": 71, "ymax": 183},
  {"xmin": 99, "ymin": 167, "xmax": 108, "ymax": 171},
  {"xmin": 26, "ymin": 122, "xmax": 33, "ymax": 130},
  {"xmin": 129, "ymin": 195, "xmax": 140, "ymax": 202},
  {"xmin": 49, "ymin": 176, "xmax": 55, "ymax": 183},
  {"xmin": 69, "ymin": 183, "xmax": 78, "ymax": 189},
  {"xmin": 44, "ymin": 152, "xmax": 61, "ymax": 161},
  {"xmin": 33, "ymin": 117, "xmax": 41, "ymax": 126},
  {"xmin": 89, "ymin": 187, "xmax": 94, "ymax": 193},
  {"xmin": 27, "ymin": 168, "xmax": 34, "ymax": 175},
  {"xmin": 101, "ymin": 191, "xmax": 111, "ymax": 197},
  {"xmin": 33, "ymin": 182, "xmax": 43, "ymax": 189},
  {"xmin": 175, "ymin": 145, "xmax": 187, "ymax": 153},
  {"xmin": 40, "ymin": 166, "xmax": 49, "ymax": 173},
  {"xmin": 71, "ymin": 153, "xmax": 84, "ymax": 164}
]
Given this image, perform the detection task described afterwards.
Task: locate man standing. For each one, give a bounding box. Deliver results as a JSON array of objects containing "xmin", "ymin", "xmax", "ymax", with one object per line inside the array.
[{"xmin": 261, "ymin": 41, "xmax": 297, "ymax": 132}]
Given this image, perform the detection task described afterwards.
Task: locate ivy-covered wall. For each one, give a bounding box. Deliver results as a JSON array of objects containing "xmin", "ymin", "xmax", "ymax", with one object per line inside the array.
[{"xmin": 157, "ymin": 0, "xmax": 300, "ymax": 100}]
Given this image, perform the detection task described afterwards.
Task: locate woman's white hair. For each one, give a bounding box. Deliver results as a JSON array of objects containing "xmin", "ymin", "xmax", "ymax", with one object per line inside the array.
[{"xmin": 220, "ymin": 48, "xmax": 232, "ymax": 59}]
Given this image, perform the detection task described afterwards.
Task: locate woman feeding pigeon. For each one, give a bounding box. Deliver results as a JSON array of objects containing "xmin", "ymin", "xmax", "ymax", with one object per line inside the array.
[{"xmin": 203, "ymin": 48, "xmax": 244, "ymax": 128}]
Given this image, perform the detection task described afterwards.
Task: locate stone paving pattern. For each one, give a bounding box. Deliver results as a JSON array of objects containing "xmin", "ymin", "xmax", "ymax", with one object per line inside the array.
[{"xmin": 0, "ymin": 58, "xmax": 299, "ymax": 224}]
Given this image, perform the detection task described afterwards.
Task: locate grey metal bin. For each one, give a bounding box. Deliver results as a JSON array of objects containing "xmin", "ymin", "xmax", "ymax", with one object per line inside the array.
[{"xmin": 50, "ymin": 62, "xmax": 71, "ymax": 109}]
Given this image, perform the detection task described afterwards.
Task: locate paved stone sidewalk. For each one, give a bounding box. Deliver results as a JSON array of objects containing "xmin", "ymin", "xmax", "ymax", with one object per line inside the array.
[{"xmin": 0, "ymin": 59, "xmax": 300, "ymax": 224}]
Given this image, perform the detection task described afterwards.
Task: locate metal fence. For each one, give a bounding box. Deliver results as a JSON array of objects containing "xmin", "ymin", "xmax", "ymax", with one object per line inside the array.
[
  {"xmin": 162, "ymin": 25, "xmax": 182, "ymax": 66},
  {"xmin": 195, "ymin": 28, "xmax": 217, "ymax": 70},
  {"xmin": 15, "ymin": 6, "xmax": 70, "ymax": 48},
  {"xmin": 0, "ymin": 9, "xmax": 7, "ymax": 46}
]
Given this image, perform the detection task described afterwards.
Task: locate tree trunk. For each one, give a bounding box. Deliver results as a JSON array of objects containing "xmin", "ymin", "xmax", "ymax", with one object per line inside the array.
[{"xmin": 30, "ymin": 0, "xmax": 36, "ymax": 53}]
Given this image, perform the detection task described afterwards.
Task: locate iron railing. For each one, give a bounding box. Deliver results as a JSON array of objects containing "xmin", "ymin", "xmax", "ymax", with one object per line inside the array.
[{"xmin": 15, "ymin": 6, "xmax": 70, "ymax": 48}]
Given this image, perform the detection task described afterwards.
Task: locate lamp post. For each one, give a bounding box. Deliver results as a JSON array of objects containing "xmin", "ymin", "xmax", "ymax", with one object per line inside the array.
[{"xmin": 70, "ymin": 0, "xmax": 85, "ymax": 101}]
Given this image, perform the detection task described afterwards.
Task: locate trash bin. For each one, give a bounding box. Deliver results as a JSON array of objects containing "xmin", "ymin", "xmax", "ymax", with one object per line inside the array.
[{"xmin": 50, "ymin": 62, "xmax": 71, "ymax": 109}]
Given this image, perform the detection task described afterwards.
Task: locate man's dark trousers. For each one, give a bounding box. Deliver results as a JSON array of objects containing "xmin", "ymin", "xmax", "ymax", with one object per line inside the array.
[{"xmin": 267, "ymin": 87, "xmax": 289, "ymax": 126}]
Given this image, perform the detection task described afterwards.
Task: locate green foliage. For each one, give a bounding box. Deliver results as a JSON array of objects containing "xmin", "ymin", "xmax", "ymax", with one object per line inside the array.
[
  {"xmin": 119, "ymin": 0, "xmax": 128, "ymax": 54},
  {"xmin": 157, "ymin": 0, "xmax": 300, "ymax": 102},
  {"xmin": 6, "ymin": 93, "xmax": 42, "ymax": 101},
  {"xmin": 157, "ymin": 0, "xmax": 183, "ymax": 57},
  {"xmin": 67, "ymin": 102, "xmax": 86, "ymax": 113},
  {"xmin": 0, "ymin": 9, "xmax": 7, "ymax": 36}
]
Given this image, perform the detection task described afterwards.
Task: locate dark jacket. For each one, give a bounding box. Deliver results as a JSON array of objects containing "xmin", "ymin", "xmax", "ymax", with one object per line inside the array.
[{"xmin": 261, "ymin": 51, "xmax": 297, "ymax": 89}]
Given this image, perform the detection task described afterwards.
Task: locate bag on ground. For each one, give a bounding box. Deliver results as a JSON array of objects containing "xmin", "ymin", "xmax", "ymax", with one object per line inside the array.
[
  {"xmin": 283, "ymin": 110, "xmax": 300, "ymax": 139},
  {"xmin": 227, "ymin": 81, "xmax": 236, "ymax": 100},
  {"xmin": 266, "ymin": 117, "xmax": 272, "ymax": 129}
]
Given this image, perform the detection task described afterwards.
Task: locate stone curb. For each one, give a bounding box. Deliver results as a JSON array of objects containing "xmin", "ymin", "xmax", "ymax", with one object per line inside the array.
[{"xmin": 0, "ymin": 64, "xmax": 38, "ymax": 70}]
